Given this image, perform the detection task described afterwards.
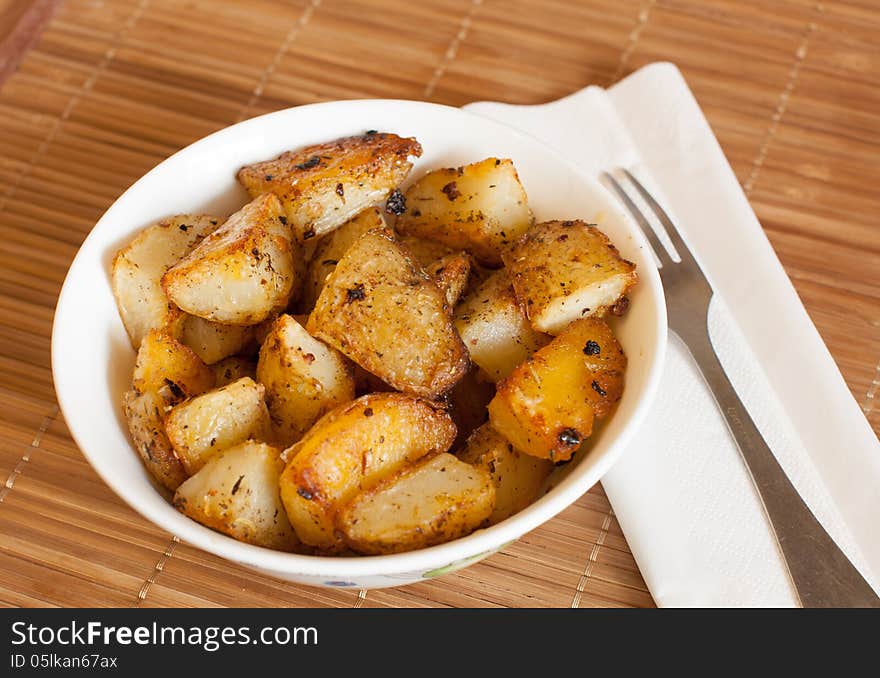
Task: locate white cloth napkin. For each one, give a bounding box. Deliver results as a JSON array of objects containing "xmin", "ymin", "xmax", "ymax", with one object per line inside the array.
[{"xmin": 464, "ymin": 62, "xmax": 880, "ymax": 607}]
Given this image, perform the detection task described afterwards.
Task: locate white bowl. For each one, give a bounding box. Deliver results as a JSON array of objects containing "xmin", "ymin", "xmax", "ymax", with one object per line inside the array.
[{"xmin": 52, "ymin": 100, "xmax": 666, "ymax": 590}]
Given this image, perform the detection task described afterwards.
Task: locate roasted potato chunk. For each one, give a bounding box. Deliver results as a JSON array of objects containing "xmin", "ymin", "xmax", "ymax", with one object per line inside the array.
[
  {"xmin": 300, "ymin": 206, "xmax": 387, "ymax": 312},
  {"xmin": 502, "ymin": 220, "xmax": 637, "ymax": 335},
  {"xmin": 111, "ymin": 214, "xmax": 220, "ymax": 348},
  {"xmin": 279, "ymin": 393, "xmax": 456, "ymax": 550},
  {"xmin": 123, "ymin": 389, "xmax": 188, "ymax": 492},
  {"xmin": 212, "ymin": 356, "xmax": 257, "ymax": 387},
  {"xmin": 132, "ymin": 329, "xmax": 214, "ymax": 399},
  {"xmin": 165, "ymin": 377, "xmax": 272, "ymax": 474},
  {"xmin": 307, "ymin": 228, "xmax": 468, "ymax": 398},
  {"xmin": 555, "ymin": 317, "xmax": 626, "ymax": 419},
  {"xmin": 237, "ymin": 132, "xmax": 422, "ymax": 243},
  {"xmin": 179, "ymin": 315, "xmax": 254, "ymax": 365},
  {"xmin": 454, "ymin": 270, "xmax": 551, "ymax": 382},
  {"xmin": 426, "ymin": 252, "xmax": 473, "ymax": 308},
  {"xmin": 338, "ymin": 453, "xmax": 495, "ymax": 555},
  {"xmin": 173, "ymin": 441, "xmax": 298, "ymax": 551},
  {"xmin": 488, "ymin": 318, "xmax": 625, "ymax": 461},
  {"xmin": 256, "ymin": 314, "xmax": 355, "ymax": 447},
  {"xmin": 458, "ymin": 423, "xmax": 553, "ymax": 524},
  {"xmin": 162, "ymin": 193, "xmax": 301, "ymax": 325},
  {"xmin": 395, "ymin": 158, "xmax": 533, "ymax": 266}
]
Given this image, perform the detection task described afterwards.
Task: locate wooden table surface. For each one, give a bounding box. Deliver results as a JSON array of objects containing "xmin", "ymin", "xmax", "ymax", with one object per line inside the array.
[{"xmin": 0, "ymin": 0, "xmax": 877, "ymax": 608}]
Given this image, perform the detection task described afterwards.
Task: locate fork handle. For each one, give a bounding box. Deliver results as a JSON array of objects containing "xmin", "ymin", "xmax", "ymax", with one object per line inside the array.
[{"xmin": 678, "ymin": 327, "xmax": 880, "ymax": 608}]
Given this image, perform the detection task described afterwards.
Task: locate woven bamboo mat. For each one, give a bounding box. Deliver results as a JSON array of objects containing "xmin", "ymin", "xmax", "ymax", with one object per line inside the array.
[{"xmin": 0, "ymin": 0, "xmax": 877, "ymax": 609}]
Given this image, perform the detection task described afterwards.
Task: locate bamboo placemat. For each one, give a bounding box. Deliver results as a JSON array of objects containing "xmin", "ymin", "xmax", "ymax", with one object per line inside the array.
[{"xmin": 0, "ymin": 0, "xmax": 877, "ymax": 609}]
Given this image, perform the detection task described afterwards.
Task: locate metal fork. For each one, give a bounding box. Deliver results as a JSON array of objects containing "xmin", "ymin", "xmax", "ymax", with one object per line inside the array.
[{"xmin": 603, "ymin": 168, "xmax": 880, "ymax": 608}]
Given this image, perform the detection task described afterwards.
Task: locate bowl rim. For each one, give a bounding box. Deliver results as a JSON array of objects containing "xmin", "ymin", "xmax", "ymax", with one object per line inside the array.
[{"xmin": 52, "ymin": 98, "xmax": 667, "ymax": 579}]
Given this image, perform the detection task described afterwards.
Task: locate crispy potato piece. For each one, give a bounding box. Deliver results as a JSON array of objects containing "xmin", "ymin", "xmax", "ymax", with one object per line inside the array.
[
  {"xmin": 446, "ymin": 367, "xmax": 495, "ymax": 450},
  {"xmin": 553, "ymin": 317, "xmax": 625, "ymax": 419},
  {"xmin": 173, "ymin": 441, "xmax": 298, "ymax": 551},
  {"xmin": 256, "ymin": 314, "xmax": 355, "ymax": 447},
  {"xmin": 454, "ymin": 270, "xmax": 551, "ymax": 382},
  {"xmin": 179, "ymin": 315, "xmax": 254, "ymax": 365},
  {"xmin": 458, "ymin": 423, "xmax": 553, "ymax": 524},
  {"xmin": 426, "ymin": 252, "xmax": 473, "ymax": 308},
  {"xmin": 132, "ymin": 329, "xmax": 214, "ymax": 399},
  {"xmin": 396, "ymin": 235, "xmax": 455, "ymax": 267},
  {"xmin": 488, "ymin": 318, "xmax": 625, "ymax": 461},
  {"xmin": 300, "ymin": 207, "xmax": 387, "ymax": 312},
  {"xmin": 111, "ymin": 214, "xmax": 220, "ymax": 348},
  {"xmin": 165, "ymin": 377, "xmax": 272, "ymax": 475},
  {"xmin": 162, "ymin": 193, "xmax": 301, "ymax": 325},
  {"xmin": 279, "ymin": 393, "xmax": 456, "ymax": 550},
  {"xmin": 213, "ymin": 356, "xmax": 257, "ymax": 387},
  {"xmin": 338, "ymin": 453, "xmax": 495, "ymax": 555},
  {"xmin": 307, "ymin": 229, "xmax": 469, "ymax": 398},
  {"xmin": 123, "ymin": 389, "xmax": 188, "ymax": 492},
  {"xmin": 502, "ymin": 220, "xmax": 637, "ymax": 335},
  {"xmin": 237, "ymin": 132, "xmax": 422, "ymax": 242},
  {"xmin": 396, "ymin": 158, "xmax": 533, "ymax": 266}
]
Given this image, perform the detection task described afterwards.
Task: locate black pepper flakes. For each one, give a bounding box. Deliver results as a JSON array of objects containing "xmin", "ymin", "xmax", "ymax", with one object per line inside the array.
[
  {"xmin": 441, "ymin": 181, "xmax": 460, "ymax": 201},
  {"xmin": 385, "ymin": 189, "xmax": 406, "ymax": 215},
  {"xmin": 584, "ymin": 340, "xmax": 601, "ymax": 356},
  {"xmin": 231, "ymin": 475, "xmax": 245, "ymax": 495},
  {"xmin": 297, "ymin": 487, "xmax": 314, "ymax": 500},
  {"xmin": 346, "ymin": 284, "xmax": 366, "ymax": 303},
  {"xmin": 302, "ymin": 227, "xmax": 316, "ymax": 240},
  {"xmin": 264, "ymin": 174, "xmax": 273, "ymax": 181},
  {"xmin": 178, "ymin": 224, "xmax": 189, "ymax": 232},
  {"xmin": 321, "ymin": 259, "xmax": 338, "ymax": 266},
  {"xmin": 592, "ymin": 380, "xmax": 607, "ymax": 397},
  {"xmin": 294, "ymin": 156, "xmax": 321, "ymax": 170},
  {"xmin": 557, "ymin": 428, "xmax": 581, "ymax": 447},
  {"xmin": 278, "ymin": 215, "xmax": 288, "ymax": 225},
  {"xmin": 365, "ymin": 129, "xmax": 378, "ymax": 135},
  {"xmin": 363, "ymin": 407, "xmax": 374, "ymax": 417},
  {"xmin": 335, "ymin": 182, "xmax": 344, "ymax": 197},
  {"xmin": 610, "ymin": 296, "xmax": 630, "ymax": 316}
]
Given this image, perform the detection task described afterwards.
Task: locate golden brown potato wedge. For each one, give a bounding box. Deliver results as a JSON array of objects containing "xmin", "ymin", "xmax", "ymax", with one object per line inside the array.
[
  {"xmin": 165, "ymin": 377, "xmax": 272, "ymax": 475},
  {"xmin": 212, "ymin": 356, "xmax": 257, "ymax": 387},
  {"xmin": 111, "ymin": 214, "xmax": 220, "ymax": 348},
  {"xmin": 132, "ymin": 329, "xmax": 214, "ymax": 400},
  {"xmin": 395, "ymin": 158, "xmax": 533, "ymax": 266},
  {"xmin": 307, "ymin": 228, "xmax": 469, "ymax": 398},
  {"xmin": 237, "ymin": 132, "xmax": 422, "ymax": 242},
  {"xmin": 488, "ymin": 318, "xmax": 625, "ymax": 462},
  {"xmin": 162, "ymin": 193, "xmax": 302, "ymax": 325},
  {"xmin": 278, "ymin": 393, "xmax": 456, "ymax": 550},
  {"xmin": 338, "ymin": 453, "xmax": 495, "ymax": 555},
  {"xmin": 454, "ymin": 270, "xmax": 551, "ymax": 382},
  {"xmin": 256, "ymin": 314, "xmax": 356, "ymax": 447},
  {"xmin": 426, "ymin": 251, "xmax": 473, "ymax": 308},
  {"xmin": 179, "ymin": 314, "xmax": 254, "ymax": 365},
  {"xmin": 458, "ymin": 423, "xmax": 553, "ymax": 524},
  {"xmin": 501, "ymin": 220, "xmax": 637, "ymax": 335},
  {"xmin": 173, "ymin": 441, "xmax": 299, "ymax": 551},
  {"xmin": 552, "ymin": 317, "xmax": 626, "ymax": 419},
  {"xmin": 300, "ymin": 206, "xmax": 387, "ymax": 312},
  {"xmin": 122, "ymin": 389, "xmax": 188, "ymax": 492}
]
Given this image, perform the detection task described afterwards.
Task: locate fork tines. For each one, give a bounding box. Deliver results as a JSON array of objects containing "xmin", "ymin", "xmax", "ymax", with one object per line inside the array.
[{"xmin": 602, "ymin": 169, "xmax": 694, "ymax": 268}]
